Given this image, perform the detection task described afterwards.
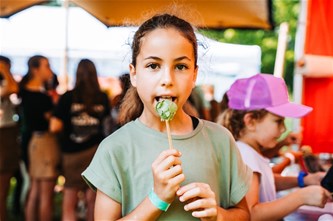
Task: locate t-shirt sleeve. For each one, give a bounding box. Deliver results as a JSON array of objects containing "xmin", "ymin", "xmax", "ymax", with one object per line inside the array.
[
  {"xmin": 81, "ymin": 137, "xmax": 122, "ymax": 203},
  {"xmin": 238, "ymin": 145, "xmax": 263, "ymax": 174},
  {"xmin": 228, "ymin": 134, "xmax": 253, "ymax": 206}
]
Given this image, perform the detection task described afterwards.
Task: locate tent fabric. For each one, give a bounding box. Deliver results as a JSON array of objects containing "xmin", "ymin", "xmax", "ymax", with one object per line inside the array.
[
  {"xmin": 0, "ymin": 0, "xmax": 49, "ymax": 18},
  {"xmin": 68, "ymin": 0, "xmax": 274, "ymax": 29},
  {"xmin": 302, "ymin": 0, "xmax": 333, "ymax": 153},
  {"xmin": 0, "ymin": 0, "xmax": 274, "ymax": 29}
]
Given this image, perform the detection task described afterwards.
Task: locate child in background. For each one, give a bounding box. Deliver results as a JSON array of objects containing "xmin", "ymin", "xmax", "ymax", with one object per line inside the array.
[
  {"xmin": 82, "ymin": 14, "xmax": 252, "ymax": 220},
  {"xmin": 220, "ymin": 73, "xmax": 332, "ymax": 221}
]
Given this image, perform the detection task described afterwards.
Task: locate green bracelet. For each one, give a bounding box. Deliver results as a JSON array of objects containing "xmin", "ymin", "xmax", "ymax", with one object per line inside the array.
[{"xmin": 148, "ymin": 189, "xmax": 171, "ymax": 212}]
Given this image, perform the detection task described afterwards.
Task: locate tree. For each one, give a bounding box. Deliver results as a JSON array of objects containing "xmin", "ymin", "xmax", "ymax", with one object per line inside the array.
[{"xmin": 199, "ymin": 0, "xmax": 300, "ymax": 92}]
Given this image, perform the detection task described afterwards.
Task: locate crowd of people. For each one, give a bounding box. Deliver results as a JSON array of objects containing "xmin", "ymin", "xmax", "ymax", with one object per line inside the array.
[{"xmin": 1, "ymin": 12, "xmax": 332, "ymax": 221}]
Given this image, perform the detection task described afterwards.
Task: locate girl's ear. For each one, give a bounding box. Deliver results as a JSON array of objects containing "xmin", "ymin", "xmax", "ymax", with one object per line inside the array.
[
  {"xmin": 243, "ymin": 113, "xmax": 256, "ymax": 131},
  {"xmin": 129, "ymin": 64, "xmax": 137, "ymax": 87}
]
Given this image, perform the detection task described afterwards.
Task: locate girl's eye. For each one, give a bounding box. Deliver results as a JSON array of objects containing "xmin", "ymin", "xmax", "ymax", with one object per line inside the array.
[
  {"xmin": 176, "ymin": 64, "xmax": 188, "ymax": 71},
  {"xmin": 147, "ymin": 63, "xmax": 159, "ymax": 70},
  {"xmin": 276, "ymin": 119, "xmax": 284, "ymax": 125}
]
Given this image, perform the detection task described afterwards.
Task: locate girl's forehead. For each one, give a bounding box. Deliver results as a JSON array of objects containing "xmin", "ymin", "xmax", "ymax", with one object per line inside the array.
[
  {"xmin": 267, "ymin": 112, "xmax": 284, "ymax": 120},
  {"xmin": 139, "ymin": 28, "xmax": 194, "ymax": 57}
]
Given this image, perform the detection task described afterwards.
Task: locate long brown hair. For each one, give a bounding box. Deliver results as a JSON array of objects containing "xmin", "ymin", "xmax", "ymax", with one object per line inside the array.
[
  {"xmin": 118, "ymin": 13, "xmax": 198, "ymax": 125},
  {"xmin": 72, "ymin": 59, "xmax": 103, "ymax": 112}
]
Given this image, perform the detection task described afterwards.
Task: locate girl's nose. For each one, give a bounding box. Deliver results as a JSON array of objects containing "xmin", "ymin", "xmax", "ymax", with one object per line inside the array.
[{"xmin": 161, "ymin": 68, "xmax": 173, "ymax": 87}]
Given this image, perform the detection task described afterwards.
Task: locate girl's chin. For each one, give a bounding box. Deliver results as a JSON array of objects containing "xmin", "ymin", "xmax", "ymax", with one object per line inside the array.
[{"xmin": 266, "ymin": 142, "xmax": 279, "ymax": 149}]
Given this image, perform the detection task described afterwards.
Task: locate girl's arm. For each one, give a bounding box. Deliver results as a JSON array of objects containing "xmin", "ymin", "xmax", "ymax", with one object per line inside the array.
[
  {"xmin": 95, "ymin": 190, "xmax": 163, "ymax": 221},
  {"xmin": 50, "ymin": 117, "xmax": 63, "ymax": 133},
  {"xmin": 216, "ymin": 197, "xmax": 249, "ymax": 221},
  {"xmin": 274, "ymin": 172, "xmax": 325, "ymax": 191},
  {"xmin": 247, "ymin": 173, "xmax": 332, "ymax": 221}
]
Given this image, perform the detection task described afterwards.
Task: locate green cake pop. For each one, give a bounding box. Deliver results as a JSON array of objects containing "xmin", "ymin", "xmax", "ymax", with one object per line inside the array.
[
  {"xmin": 155, "ymin": 99, "xmax": 178, "ymax": 149},
  {"xmin": 155, "ymin": 99, "xmax": 178, "ymax": 121}
]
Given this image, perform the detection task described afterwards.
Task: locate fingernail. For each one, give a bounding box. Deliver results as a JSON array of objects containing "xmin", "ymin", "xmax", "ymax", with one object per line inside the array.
[
  {"xmin": 184, "ymin": 205, "xmax": 188, "ymax": 211},
  {"xmin": 179, "ymin": 196, "xmax": 184, "ymax": 202}
]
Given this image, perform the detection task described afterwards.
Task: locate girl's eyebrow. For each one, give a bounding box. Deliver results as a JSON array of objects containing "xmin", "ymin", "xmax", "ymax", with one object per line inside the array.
[
  {"xmin": 175, "ymin": 56, "xmax": 191, "ymax": 62},
  {"xmin": 144, "ymin": 56, "xmax": 191, "ymax": 61},
  {"xmin": 144, "ymin": 56, "xmax": 161, "ymax": 61}
]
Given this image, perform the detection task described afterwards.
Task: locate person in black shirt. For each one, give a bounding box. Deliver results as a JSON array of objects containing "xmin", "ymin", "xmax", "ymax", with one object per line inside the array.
[
  {"xmin": 51, "ymin": 59, "xmax": 110, "ymax": 221},
  {"xmin": 19, "ymin": 55, "xmax": 60, "ymax": 221}
]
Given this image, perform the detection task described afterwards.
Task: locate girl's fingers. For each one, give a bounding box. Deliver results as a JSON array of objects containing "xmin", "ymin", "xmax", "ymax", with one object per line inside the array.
[
  {"xmin": 152, "ymin": 149, "xmax": 181, "ymax": 167},
  {"xmin": 192, "ymin": 207, "xmax": 217, "ymax": 218},
  {"xmin": 184, "ymin": 198, "xmax": 216, "ymax": 211},
  {"xmin": 178, "ymin": 183, "xmax": 213, "ymax": 202},
  {"xmin": 158, "ymin": 155, "xmax": 182, "ymax": 171},
  {"xmin": 161, "ymin": 164, "xmax": 183, "ymax": 180},
  {"xmin": 177, "ymin": 182, "xmax": 198, "ymax": 196}
]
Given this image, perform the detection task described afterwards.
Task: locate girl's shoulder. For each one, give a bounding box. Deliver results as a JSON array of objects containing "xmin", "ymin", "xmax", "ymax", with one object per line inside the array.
[
  {"xmin": 98, "ymin": 121, "xmax": 138, "ymax": 150},
  {"xmin": 201, "ymin": 119, "xmax": 233, "ymax": 139}
]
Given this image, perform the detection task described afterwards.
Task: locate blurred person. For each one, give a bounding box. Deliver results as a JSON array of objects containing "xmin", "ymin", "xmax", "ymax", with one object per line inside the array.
[
  {"xmin": 219, "ymin": 74, "xmax": 331, "ymax": 220},
  {"xmin": 188, "ymin": 85, "xmax": 212, "ymax": 121},
  {"xmin": 50, "ymin": 59, "xmax": 110, "ymax": 221},
  {"xmin": 0, "ymin": 55, "xmax": 20, "ymax": 221},
  {"xmin": 19, "ymin": 55, "xmax": 60, "ymax": 221},
  {"xmin": 109, "ymin": 73, "xmax": 131, "ymax": 132},
  {"xmin": 44, "ymin": 72, "xmax": 60, "ymax": 104}
]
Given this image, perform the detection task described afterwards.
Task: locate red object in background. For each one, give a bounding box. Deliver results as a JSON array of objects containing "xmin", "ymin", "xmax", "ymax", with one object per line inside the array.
[{"xmin": 302, "ymin": 0, "xmax": 333, "ymax": 153}]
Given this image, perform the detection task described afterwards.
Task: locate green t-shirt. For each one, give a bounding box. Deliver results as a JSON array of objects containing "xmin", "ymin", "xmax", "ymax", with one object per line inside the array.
[{"xmin": 82, "ymin": 118, "xmax": 252, "ymax": 220}]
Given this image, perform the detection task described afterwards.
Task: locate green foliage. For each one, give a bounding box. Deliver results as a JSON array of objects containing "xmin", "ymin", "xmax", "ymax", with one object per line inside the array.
[{"xmin": 199, "ymin": 0, "xmax": 300, "ymax": 91}]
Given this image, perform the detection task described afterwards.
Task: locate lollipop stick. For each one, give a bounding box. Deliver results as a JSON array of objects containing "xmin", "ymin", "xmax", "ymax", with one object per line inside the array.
[{"xmin": 165, "ymin": 120, "xmax": 173, "ymax": 149}]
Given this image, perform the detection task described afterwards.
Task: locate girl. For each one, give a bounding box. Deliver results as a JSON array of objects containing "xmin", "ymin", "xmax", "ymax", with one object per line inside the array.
[
  {"xmin": 82, "ymin": 14, "xmax": 252, "ymax": 220},
  {"xmin": 19, "ymin": 55, "xmax": 60, "ymax": 221},
  {"xmin": 219, "ymin": 73, "xmax": 332, "ymax": 221},
  {"xmin": 50, "ymin": 59, "xmax": 110, "ymax": 221}
]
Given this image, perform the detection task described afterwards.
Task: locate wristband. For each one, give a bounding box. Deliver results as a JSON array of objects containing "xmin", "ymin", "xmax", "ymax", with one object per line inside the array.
[
  {"xmin": 298, "ymin": 171, "xmax": 308, "ymax": 187},
  {"xmin": 148, "ymin": 189, "xmax": 171, "ymax": 212},
  {"xmin": 284, "ymin": 152, "xmax": 295, "ymax": 165}
]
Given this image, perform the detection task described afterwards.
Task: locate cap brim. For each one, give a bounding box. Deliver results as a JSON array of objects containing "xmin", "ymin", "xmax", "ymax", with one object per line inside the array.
[{"xmin": 265, "ymin": 102, "xmax": 313, "ymax": 118}]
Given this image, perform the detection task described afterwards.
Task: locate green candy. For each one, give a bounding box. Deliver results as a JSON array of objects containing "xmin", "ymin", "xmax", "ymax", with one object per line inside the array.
[{"xmin": 155, "ymin": 100, "xmax": 178, "ymax": 121}]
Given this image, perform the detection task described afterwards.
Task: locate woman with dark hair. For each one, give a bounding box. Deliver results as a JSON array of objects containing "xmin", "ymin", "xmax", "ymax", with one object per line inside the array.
[
  {"xmin": 51, "ymin": 58, "xmax": 110, "ymax": 221},
  {"xmin": 19, "ymin": 55, "xmax": 60, "ymax": 221},
  {"xmin": 0, "ymin": 55, "xmax": 20, "ymax": 221}
]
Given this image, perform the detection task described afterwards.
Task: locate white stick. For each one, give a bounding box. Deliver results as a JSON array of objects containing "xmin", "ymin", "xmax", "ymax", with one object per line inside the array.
[{"xmin": 165, "ymin": 120, "xmax": 173, "ymax": 149}]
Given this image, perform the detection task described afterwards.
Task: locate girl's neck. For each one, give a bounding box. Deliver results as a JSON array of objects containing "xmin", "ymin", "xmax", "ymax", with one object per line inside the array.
[
  {"xmin": 238, "ymin": 137, "xmax": 263, "ymax": 155},
  {"xmin": 25, "ymin": 78, "xmax": 44, "ymax": 92}
]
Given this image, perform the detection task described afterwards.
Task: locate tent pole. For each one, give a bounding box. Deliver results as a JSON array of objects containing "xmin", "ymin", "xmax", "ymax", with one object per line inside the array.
[
  {"xmin": 61, "ymin": 0, "xmax": 69, "ymax": 92},
  {"xmin": 292, "ymin": 0, "xmax": 308, "ymax": 133},
  {"xmin": 273, "ymin": 22, "xmax": 289, "ymax": 78}
]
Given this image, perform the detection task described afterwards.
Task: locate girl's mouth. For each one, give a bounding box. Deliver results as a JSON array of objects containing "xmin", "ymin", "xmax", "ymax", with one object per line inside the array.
[{"xmin": 155, "ymin": 96, "xmax": 177, "ymax": 102}]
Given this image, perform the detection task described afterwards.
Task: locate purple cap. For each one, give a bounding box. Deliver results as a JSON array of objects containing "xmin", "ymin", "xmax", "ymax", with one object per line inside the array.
[{"xmin": 227, "ymin": 73, "xmax": 313, "ymax": 118}]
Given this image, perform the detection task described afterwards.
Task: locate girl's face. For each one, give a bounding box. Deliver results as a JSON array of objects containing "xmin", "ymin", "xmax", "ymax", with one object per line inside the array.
[
  {"xmin": 254, "ymin": 112, "xmax": 286, "ymax": 149},
  {"xmin": 34, "ymin": 58, "xmax": 53, "ymax": 82},
  {"xmin": 130, "ymin": 27, "xmax": 198, "ymax": 121}
]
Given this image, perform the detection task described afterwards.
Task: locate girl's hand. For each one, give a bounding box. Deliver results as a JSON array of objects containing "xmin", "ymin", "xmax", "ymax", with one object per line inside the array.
[
  {"xmin": 177, "ymin": 183, "xmax": 218, "ymax": 221},
  {"xmin": 304, "ymin": 172, "xmax": 326, "ymax": 185},
  {"xmin": 300, "ymin": 185, "xmax": 332, "ymax": 208},
  {"xmin": 152, "ymin": 149, "xmax": 185, "ymax": 203}
]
